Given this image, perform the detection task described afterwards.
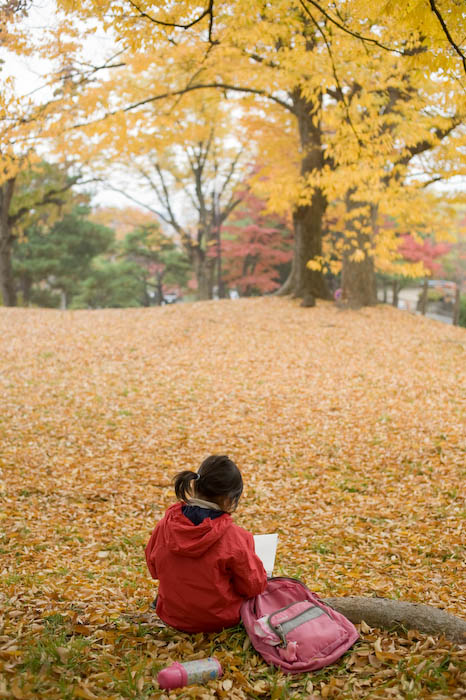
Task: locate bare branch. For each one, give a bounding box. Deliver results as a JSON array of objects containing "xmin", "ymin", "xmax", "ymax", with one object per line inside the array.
[
  {"xmin": 191, "ymin": 146, "xmax": 209, "ymax": 226},
  {"xmin": 198, "ymin": 128, "xmax": 215, "ymax": 172},
  {"xmin": 154, "ymin": 163, "xmax": 186, "ymax": 238},
  {"xmin": 207, "ymin": 0, "xmax": 215, "ymax": 43},
  {"xmin": 218, "ymin": 195, "xmax": 242, "ymax": 224},
  {"xmin": 217, "ymin": 147, "xmax": 244, "ymax": 201},
  {"xmin": 106, "ymin": 174, "xmax": 194, "ymax": 256},
  {"xmin": 183, "ymin": 145, "xmax": 199, "ymax": 184},
  {"xmin": 102, "ymin": 182, "xmax": 173, "ymax": 226},
  {"xmin": 138, "ymin": 162, "xmax": 168, "ymax": 205}
]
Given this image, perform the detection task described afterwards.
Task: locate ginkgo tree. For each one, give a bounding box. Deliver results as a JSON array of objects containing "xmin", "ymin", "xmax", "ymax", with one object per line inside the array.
[
  {"xmin": 303, "ymin": 0, "xmax": 466, "ymax": 77},
  {"xmin": 4, "ymin": 0, "xmax": 466, "ymax": 308},
  {"xmin": 47, "ymin": 0, "xmax": 351, "ymax": 302},
  {"xmin": 50, "ymin": 0, "xmax": 466, "ymax": 307},
  {"xmin": 69, "ymin": 89, "xmax": 253, "ymax": 300}
]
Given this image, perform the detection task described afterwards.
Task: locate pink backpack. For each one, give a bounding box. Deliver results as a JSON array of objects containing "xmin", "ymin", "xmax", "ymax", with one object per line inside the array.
[{"xmin": 241, "ymin": 577, "xmax": 359, "ymax": 674}]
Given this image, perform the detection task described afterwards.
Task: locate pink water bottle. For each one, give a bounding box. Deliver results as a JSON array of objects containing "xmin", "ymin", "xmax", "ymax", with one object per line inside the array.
[{"xmin": 157, "ymin": 657, "xmax": 223, "ymax": 690}]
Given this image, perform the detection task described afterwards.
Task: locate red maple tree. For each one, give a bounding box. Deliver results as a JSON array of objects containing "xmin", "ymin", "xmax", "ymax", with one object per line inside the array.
[
  {"xmin": 398, "ymin": 234, "xmax": 451, "ymax": 274},
  {"xmin": 221, "ymin": 190, "xmax": 293, "ymax": 296}
]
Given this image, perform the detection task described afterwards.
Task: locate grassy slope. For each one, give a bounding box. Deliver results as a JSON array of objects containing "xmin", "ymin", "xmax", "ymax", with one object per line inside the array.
[{"xmin": 0, "ymin": 298, "xmax": 465, "ymax": 699}]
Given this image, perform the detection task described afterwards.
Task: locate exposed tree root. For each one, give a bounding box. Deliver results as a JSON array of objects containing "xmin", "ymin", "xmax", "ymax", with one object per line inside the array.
[{"xmin": 324, "ymin": 596, "xmax": 466, "ymax": 644}]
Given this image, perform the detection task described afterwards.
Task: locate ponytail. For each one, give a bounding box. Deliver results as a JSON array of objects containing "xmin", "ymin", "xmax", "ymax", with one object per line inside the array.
[
  {"xmin": 174, "ymin": 456, "xmax": 243, "ymax": 508},
  {"xmin": 173, "ymin": 470, "xmax": 199, "ymax": 502}
]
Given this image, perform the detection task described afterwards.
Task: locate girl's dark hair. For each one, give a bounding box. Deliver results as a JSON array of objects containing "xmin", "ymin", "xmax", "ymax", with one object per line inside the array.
[{"xmin": 173, "ymin": 455, "xmax": 243, "ymax": 508}]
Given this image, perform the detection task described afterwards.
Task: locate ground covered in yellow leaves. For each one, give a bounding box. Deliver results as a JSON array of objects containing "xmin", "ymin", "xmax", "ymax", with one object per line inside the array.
[{"xmin": 1, "ymin": 298, "xmax": 465, "ymax": 699}]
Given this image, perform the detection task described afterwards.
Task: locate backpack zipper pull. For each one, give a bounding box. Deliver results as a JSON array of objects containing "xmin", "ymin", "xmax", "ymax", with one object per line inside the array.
[{"xmin": 275, "ymin": 623, "xmax": 287, "ymax": 647}]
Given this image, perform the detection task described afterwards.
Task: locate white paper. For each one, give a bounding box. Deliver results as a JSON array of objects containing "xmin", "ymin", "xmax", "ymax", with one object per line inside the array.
[{"xmin": 253, "ymin": 533, "xmax": 278, "ymax": 577}]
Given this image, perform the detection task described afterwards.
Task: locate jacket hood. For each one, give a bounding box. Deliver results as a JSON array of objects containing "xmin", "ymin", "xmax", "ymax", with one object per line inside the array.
[{"xmin": 161, "ymin": 502, "xmax": 232, "ymax": 557}]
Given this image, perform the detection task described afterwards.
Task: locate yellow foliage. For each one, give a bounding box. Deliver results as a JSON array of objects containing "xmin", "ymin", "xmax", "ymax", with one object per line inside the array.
[
  {"xmin": 350, "ymin": 249, "xmax": 365, "ymax": 263},
  {"xmin": 306, "ymin": 258, "xmax": 322, "ymax": 271},
  {"xmin": 2, "ymin": 0, "xmax": 466, "ymax": 283}
]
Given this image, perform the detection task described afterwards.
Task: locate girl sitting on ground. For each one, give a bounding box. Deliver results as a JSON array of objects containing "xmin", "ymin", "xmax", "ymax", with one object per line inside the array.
[{"xmin": 145, "ymin": 455, "xmax": 267, "ymax": 633}]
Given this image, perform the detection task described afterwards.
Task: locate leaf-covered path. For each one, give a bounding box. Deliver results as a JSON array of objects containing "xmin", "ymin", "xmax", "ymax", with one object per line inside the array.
[{"xmin": 1, "ymin": 299, "xmax": 465, "ymax": 698}]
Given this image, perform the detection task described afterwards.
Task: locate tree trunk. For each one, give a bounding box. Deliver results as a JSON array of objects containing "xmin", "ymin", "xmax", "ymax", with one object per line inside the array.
[
  {"xmin": 324, "ymin": 596, "xmax": 466, "ymax": 645},
  {"xmin": 340, "ymin": 199, "xmax": 377, "ymax": 309},
  {"xmin": 189, "ymin": 232, "xmax": 216, "ymax": 301},
  {"xmin": 216, "ymin": 224, "xmax": 225, "ymax": 299},
  {"xmin": 278, "ymin": 92, "xmax": 330, "ymax": 301},
  {"xmin": 142, "ymin": 285, "xmax": 151, "ymax": 307},
  {"xmin": 193, "ymin": 248, "xmax": 210, "ymax": 301},
  {"xmin": 19, "ymin": 273, "xmax": 33, "ymax": 306},
  {"xmin": 382, "ymin": 280, "xmax": 387, "ymax": 303},
  {"xmin": 419, "ymin": 277, "xmax": 429, "ymax": 315},
  {"xmin": 340, "ymin": 247, "xmax": 377, "ymax": 309},
  {"xmin": 156, "ymin": 277, "xmax": 164, "ymax": 305},
  {"xmin": 392, "ymin": 279, "xmax": 399, "ymax": 308},
  {"xmin": 206, "ymin": 254, "xmax": 216, "ymax": 299},
  {"xmin": 452, "ymin": 283, "xmax": 461, "ymax": 326},
  {"xmin": 280, "ymin": 197, "xmax": 331, "ymax": 300},
  {"xmin": 0, "ymin": 179, "xmax": 17, "ymax": 307}
]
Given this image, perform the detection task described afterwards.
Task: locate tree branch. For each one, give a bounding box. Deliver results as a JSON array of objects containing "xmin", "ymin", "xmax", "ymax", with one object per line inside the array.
[
  {"xmin": 21, "ymin": 50, "xmax": 127, "ymax": 101},
  {"xmin": 126, "ymin": 0, "xmax": 216, "ymax": 42},
  {"xmin": 218, "ymin": 147, "xmax": 244, "ymax": 202},
  {"xmin": 422, "ymin": 175, "xmax": 443, "ymax": 188},
  {"xmin": 102, "ymin": 182, "xmax": 172, "ymax": 226},
  {"xmin": 218, "ymin": 195, "xmax": 242, "ymax": 224},
  {"xmin": 429, "ymin": 0, "xmax": 466, "ymax": 75},
  {"xmin": 71, "ymin": 82, "xmax": 295, "ymax": 131},
  {"xmin": 300, "ymin": 0, "xmax": 406, "ymax": 54},
  {"xmin": 397, "ymin": 119, "xmax": 461, "ymax": 167},
  {"xmin": 9, "ymin": 175, "xmax": 89, "ymax": 225},
  {"xmin": 298, "ymin": 1, "xmax": 362, "ymax": 149},
  {"xmin": 153, "ymin": 164, "xmax": 192, "ymax": 251},
  {"xmin": 192, "ymin": 147, "xmax": 208, "ymax": 228},
  {"xmin": 121, "ymin": 82, "xmax": 295, "ymax": 114}
]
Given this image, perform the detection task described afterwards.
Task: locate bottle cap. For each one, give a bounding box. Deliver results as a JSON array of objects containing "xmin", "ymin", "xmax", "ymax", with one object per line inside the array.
[{"xmin": 157, "ymin": 661, "xmax": 186, "ymax": 690}]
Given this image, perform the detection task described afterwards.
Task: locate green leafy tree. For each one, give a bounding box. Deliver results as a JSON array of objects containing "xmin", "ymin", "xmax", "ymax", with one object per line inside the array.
[
  {"xmin": 2, "ymin": 159, "xmax": 94, "ymax": 305},
  {"xmin": 122, "ymin": 225, "xmax": 191, "ymax": 305},
  {"xmin": 13, "ymin": 206, "xmax": 115, "ymax": 307},
  {"xmin": 71, "ymin": 258, "xmax": 145, "ymax": 309}
]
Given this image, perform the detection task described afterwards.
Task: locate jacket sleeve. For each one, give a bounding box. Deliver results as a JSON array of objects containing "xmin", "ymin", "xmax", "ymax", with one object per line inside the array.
[
  {"xmin": 229, "ymin": 529, "xmax": 267, "ymax": 599},
  {"xmin": 145, "ymin": 526, "xmax": 159, "ymax": 580}
]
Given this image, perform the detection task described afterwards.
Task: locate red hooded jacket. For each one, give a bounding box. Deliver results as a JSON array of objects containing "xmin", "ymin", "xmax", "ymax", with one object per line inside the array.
[{"xmin": 145, "ymin": 502, "xmax": 267, "ymax": 632}]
